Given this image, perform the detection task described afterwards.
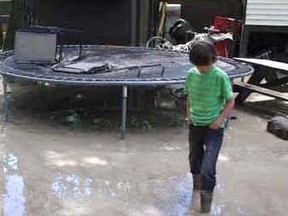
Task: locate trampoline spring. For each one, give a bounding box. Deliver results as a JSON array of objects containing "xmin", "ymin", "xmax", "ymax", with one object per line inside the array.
[
  {"xmin": 160, "ymin": 66, "xmax": 165, "ymax": 77},
  {"xmin": 137, "ymin": 66, "xmax": 142, "ymax": 78}
]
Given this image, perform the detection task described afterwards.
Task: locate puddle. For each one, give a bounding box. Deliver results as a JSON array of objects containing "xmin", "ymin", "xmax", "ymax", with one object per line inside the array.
[
  {"xmin": 210, "ymin": 202, "xmax": 251, "ymax": 216},
  {"xmin": 166, "ymin": 174, "xmax": 193, "ymax": 216},
  {"xmin": 3, "ymin": 153, "xmax": 26, "ymax": 216},
  {"xmin": 149, "ymin": 174, "xmax": 193, "ymax": 216},
  {"xmin": 50, "ymin": 172, "xmax": 194, "ymax": 215},
  {"xmin": 51, "ymin": 172, "xmax": 93, "ymax": 199},
  {"xmin": 163, "ymin": 146, "xmax": 182, "ymax": 151},
  {"xmin": 211, "ymin": 203, "xmax": 225, "ymax": 215},
  {"xmin": 3, "ymin": 153, "xmax": 19, "ymax": 171}
]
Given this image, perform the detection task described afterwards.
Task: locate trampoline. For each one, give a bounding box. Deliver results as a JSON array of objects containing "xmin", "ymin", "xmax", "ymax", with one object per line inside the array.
[{"xmin": 0, "ymin": 45, "xmax": 254, "ymax": 137}]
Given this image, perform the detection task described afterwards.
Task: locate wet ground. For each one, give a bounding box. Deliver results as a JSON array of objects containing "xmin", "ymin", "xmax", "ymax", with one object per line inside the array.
[{"xmin": 0, "ymin": 83, "xmax": 288, "ymax": 216}]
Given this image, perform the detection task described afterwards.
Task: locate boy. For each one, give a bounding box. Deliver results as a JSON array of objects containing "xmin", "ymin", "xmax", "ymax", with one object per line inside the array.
[{"xmin": 184, "ymin": 42, "xmax": 235, "ymax": 213}]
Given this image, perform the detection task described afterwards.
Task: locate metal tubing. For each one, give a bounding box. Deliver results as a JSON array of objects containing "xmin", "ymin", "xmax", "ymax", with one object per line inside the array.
[
  {"xmin": 121, "ymin": 86, "xmax": 128, "ymax": 139},
  {"xmin": 131, "ymin": 0, "xmax": 137, "ymax": 46},
  {"xmin": 160, "ymin": 66, "xmax": 165, "ymax": 77},
  {"xmin": 2, "ymin": 75, "xmax": 9, "ymax": 122},
  {"xmin": 0, "ymin": 45, "xmax": 255, "ymax": 138}
]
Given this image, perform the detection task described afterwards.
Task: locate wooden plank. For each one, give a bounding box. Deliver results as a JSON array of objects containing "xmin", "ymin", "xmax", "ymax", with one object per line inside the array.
[
  {"xmin": 234, "ymin": 82, "xmax": 288, "ymax": 101},
  {"xmin": 260, "ymin": 76, "xmax": 288, "ymax": 87},
  {"xmin": 234, "ymin": 58, "xmax": 288, "ymax": 73}
]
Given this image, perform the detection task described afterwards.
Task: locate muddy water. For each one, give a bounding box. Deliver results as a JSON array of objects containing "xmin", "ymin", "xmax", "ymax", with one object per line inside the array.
[
  {"xmin": 0, "ymin": 109, "xmax": 287, "ymax": 216},
  {"xmin": 0, "ymin": 83, "xmax": 288, "ymax": 215},
  {"xmin": 3, "ymin": 153, "xmax": 26, "ymax": 216}
]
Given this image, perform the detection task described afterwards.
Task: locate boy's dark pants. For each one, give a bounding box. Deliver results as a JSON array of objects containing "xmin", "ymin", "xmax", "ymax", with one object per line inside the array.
[{"xmin": 189, "ymin": 124, "xmax": 224, "ymax": 191}]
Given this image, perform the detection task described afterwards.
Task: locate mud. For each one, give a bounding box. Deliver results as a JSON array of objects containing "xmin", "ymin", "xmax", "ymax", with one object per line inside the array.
[{"xmin": 0, "ymin": 82, "xmax": 288, "ymax": 216}]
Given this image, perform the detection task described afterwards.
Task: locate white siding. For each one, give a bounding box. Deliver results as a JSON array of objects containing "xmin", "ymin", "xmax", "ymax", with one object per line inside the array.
[{"xmin": 246, "ymin": 0, "xmax": 288, "ymax": 26}]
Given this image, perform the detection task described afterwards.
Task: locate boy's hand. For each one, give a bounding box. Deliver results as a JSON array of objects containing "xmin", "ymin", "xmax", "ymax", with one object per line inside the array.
[
  {"xmin": 185, "ymin": 117, "xmax": 192, "ymax": 125},
  {"xmin": 209, "ymin": 118, "xmax": 222, "ymax": 130}
]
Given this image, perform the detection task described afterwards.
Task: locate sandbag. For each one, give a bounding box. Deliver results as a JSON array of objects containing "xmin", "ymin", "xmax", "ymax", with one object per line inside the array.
[{"xmin": 267, "ymin": 116, "xmax": 288, "ymax": 140}]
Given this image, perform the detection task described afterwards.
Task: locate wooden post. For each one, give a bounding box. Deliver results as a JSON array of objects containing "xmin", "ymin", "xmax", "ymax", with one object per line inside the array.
[{"xmin": 4, "ymin": 0, "xmax": 34, "ymax": 50}]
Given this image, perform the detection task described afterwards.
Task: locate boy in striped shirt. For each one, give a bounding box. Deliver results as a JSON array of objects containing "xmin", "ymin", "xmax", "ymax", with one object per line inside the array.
[{"xmin": 185, "ymin": 42, "xmax": 235, "ymax": 213}]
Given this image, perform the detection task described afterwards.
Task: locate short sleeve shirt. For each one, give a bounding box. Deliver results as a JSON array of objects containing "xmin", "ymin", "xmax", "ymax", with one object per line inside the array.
[{"xmin": 184, "ymin": 66, "xmax": 234, "ymax": 126}]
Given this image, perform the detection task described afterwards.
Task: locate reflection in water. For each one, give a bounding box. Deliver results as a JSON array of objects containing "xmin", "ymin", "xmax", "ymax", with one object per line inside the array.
[
  {"xmin": 153, "ymin": 173, "xmax": 193, "ymax": 216},
  {"xmin": 168, "ymin": 174, "xmax": 193, "ymax": 216},
  {"xmin": 211, "ymin": 203, "xmax": 225, "ymax": 215},
  {"xmin": 3, "ymin": 153, "xmax": 26, "ymax": 216},
  {"xmin": 3, "ymin": 153, "xmax": 18, "ymax": 171},
  {"xmin": 52, "ymin": 173, "xmax": 93, "ymax": 199},
  {"xmin": 51, "ymin": 172, "xmax": 240, "ymax": 216}
]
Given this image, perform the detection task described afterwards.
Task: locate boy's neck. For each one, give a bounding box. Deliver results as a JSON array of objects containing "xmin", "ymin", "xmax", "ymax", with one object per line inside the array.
[{"xmin": 197, "ymin": 65, "xmax": 214, "ymax": 74}]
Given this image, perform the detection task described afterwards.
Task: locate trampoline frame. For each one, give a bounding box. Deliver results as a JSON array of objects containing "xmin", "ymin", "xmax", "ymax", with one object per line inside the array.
[{"xmin": 0, "ymin": 46, "xmax": 254, "ymax": 138}]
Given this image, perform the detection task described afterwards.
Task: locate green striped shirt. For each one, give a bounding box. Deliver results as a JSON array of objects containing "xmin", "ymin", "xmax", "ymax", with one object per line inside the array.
[{"xmin": 184, "ymin": 65, "xmax": 233, "ymax": 127}]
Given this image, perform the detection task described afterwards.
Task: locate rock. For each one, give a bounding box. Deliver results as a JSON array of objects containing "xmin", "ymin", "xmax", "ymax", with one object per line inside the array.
[{"xmin": 267, "ymin": 116, "xmax": 288, "ymax": 140}]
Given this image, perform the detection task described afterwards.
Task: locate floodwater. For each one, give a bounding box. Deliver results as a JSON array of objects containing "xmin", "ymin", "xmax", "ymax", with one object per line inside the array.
[{"xmin": 0, "ymin": 85, "xmax": 288, "ymax": 215}]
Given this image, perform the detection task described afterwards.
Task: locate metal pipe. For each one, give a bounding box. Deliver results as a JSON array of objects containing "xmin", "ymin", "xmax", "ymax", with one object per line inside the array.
[
  {"xmin": 121, "ymin": 85, "xmax": 128, "ymax": 139},
  {"xmin": 131, "ymin": 0, "xmax": 137, "ymax": 46},
  {"xmin": 2, "ymin": 74, "xmax": 9, "ymax": 122},
  {"xmin": 157, "ymin": 2, "xmax": 167, "ymax": 37}
]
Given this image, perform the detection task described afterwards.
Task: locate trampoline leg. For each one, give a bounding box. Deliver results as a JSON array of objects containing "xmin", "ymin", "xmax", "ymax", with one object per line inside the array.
[
  {"xmin": 2, "ymin": 75, "xmax": 10, "ymax": 122},
  {"xmin": 121, "ymin": 86, "xmax": 128, "ymax": 139}
]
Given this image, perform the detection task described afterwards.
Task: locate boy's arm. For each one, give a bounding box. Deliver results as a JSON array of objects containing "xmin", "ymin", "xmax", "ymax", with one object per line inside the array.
[
  {"xmin": 209, "ymin": 97, "xmax": 235, "ymax": 129},
  {"xmin": 210, "ymin": 74, "xmax": 235, "ymax": 129},
  {"xmin": 186, "ymin": 96, "xmax": 192, "ymax": 125},
  {"xmin": 184, "ymin": 72, "xmax": 192, "ymax": 125}
]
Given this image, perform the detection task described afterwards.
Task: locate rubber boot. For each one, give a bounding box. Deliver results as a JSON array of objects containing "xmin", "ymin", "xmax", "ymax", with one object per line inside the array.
[
  {"xmin": 192, "ymin": 174, "xmax": 201, "ymax": 190},
  {"xmin": 200, "ymin": 190, "xmax": 213, "ymax": 213}
]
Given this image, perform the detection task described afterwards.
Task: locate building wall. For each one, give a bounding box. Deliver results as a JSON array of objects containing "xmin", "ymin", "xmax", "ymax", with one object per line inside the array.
[
  {"xmin": 38, "ymin": 0, "xmax": 158, "ymax": 46},
  {"xmin": 246, "ymin": 0, "xmax": 288, "ymax": 26}
]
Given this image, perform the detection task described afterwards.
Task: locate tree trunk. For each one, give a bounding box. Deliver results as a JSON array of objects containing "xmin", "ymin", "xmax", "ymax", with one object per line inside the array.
[
  {"xmin": 0, "ymin": 18, "xmax": 3, "ymax": 49},
  {"xmin": 4, "ymin": 0, "xmax": 32, "ymax": 50}
]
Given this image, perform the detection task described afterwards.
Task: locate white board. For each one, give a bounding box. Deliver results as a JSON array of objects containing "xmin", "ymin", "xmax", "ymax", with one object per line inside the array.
[
  {"xmin": 14, "ymin": 31, "xmax": 57, "ymax": 64},
  {"xmin": 235, "ymin": 58, "xmax": 288, "ymax": 72}
]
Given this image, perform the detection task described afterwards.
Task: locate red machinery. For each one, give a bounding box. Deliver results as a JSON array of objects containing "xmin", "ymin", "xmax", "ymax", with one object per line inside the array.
[{"xmin": 212, "ymin": 16, "xmax": 243, "ymax": 57}]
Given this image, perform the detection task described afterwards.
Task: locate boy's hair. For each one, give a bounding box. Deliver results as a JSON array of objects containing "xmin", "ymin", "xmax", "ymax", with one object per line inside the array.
[{"xmin": 189, "ymin": 42, "xmax": 217, "ymax": 66}]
